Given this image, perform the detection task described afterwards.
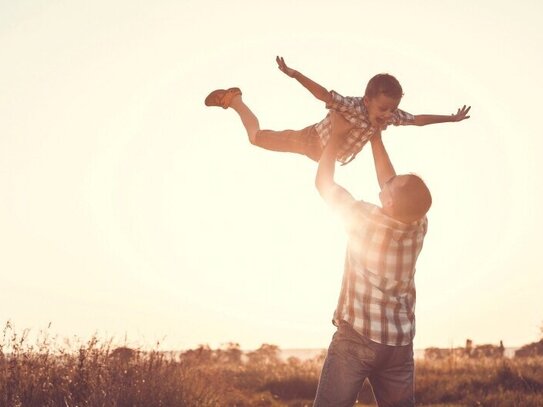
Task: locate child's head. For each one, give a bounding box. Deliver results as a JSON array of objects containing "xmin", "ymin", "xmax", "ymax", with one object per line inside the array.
[
  {"xmin": 363, "ymin": 74, "xmax": 404, "ymax": 130},
  {"xmin": 364, "ymin": 73, "xmax": 404, "ymax": 100},
  {"xmin": 379, "ymin": 174, "xmax": 432, "ymax": 223}
]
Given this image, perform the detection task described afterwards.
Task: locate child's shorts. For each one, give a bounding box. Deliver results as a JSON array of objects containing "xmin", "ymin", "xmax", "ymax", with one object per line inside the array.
[{"xmin": 254, "ymin": 124, "xmax": 322, "ymax": 162}]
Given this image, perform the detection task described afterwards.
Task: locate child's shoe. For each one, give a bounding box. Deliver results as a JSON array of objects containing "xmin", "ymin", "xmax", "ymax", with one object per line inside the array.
[{"xmin": 204, "ymin": 87, "xmax": 242, "ymax": 109}]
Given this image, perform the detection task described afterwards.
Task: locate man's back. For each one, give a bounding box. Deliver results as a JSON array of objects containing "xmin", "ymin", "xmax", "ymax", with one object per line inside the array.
[{"xmin": 332, "ymin": 198, "xmax": 428, "ymax": 346}]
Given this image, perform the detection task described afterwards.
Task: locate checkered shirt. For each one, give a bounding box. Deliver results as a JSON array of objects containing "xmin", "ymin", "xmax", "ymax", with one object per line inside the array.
[
  {"xmin": 315, "ymin": 91, "xmax": 415, "ymax": 165},
  {"xmin": 328, "ymin": 187, "xmax": 428, "ymax": 346}
]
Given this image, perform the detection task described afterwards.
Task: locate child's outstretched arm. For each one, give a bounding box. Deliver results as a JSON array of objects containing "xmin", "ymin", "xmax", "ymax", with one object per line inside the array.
[
  {"xmin": 413, "ymin": 105, "xmax": 471, "ymax": 126},
  {"xmin": 276, "ymin": 56, "xmax": 333, "ymax": 105}
]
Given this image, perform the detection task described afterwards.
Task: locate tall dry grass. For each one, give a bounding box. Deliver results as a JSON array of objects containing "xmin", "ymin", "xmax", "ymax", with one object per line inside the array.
[
  {"xmin": 1, "ymin": 321, "xmax": 542, "ymax": 406},
  {"xmin": 415, "ymin": 354, "xmax": 543, "ymax": 406},
  {"xmin": 0, "ymin": 321, "xmax": 229, "ymax": 406}
]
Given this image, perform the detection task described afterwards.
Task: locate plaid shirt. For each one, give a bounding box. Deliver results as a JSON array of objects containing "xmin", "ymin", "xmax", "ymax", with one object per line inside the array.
[
  {"xmin": 314, "ymin": 91, "xmax": 415, "ymax": 165},
  {"xmin": 328, "ymin": 186, "xmax": 428, "ymax": 346}
]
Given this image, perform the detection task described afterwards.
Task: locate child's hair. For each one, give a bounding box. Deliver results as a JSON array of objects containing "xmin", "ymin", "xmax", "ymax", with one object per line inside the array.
[
  {"xmin": 365, "ymin": 74, "xmax": 403, "ymax": 99},
  {"xmin": 390, "ymin": 174, "xmax": 432, "ymax": 221}
]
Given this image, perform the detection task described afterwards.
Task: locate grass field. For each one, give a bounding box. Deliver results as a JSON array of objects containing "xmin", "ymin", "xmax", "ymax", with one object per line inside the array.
[{"xmin": 1, "ymin": 323, "xmax": 542, "ymax": 406}]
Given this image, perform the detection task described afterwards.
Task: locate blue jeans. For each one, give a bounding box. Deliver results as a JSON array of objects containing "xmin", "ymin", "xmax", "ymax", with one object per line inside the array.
[{"xmin": 313, "ymin": 322, "xmax": 415, "ymax": 407}]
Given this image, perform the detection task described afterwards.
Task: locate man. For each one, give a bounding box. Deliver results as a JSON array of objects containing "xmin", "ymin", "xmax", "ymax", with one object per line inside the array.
[{"xmin": 313, "ymin": 112, "xmax": 432, "ymax": 407}]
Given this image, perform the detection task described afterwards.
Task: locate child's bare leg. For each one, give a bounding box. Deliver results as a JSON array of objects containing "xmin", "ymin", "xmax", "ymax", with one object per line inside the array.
[{"xmin": 229, "ymin": 95, "xmax": 260, "ymax": 145}]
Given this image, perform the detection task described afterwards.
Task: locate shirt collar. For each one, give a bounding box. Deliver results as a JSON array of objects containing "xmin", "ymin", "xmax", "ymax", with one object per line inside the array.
[{"xmin": 368, "ymin": 205, "xmax": 427, "ymax": 239}]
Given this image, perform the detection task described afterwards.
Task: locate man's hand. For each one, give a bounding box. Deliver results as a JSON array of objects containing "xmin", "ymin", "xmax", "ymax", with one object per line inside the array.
[
  {"xmin": 328, "ymin": 111, "xmax": 351, "ymax": 147},
  {"xmin": 451, "ymin": 105, "xmax": 471, "ymax": 122},
  {"xmin": 276, "ymin": 56, "xmax": 296, "ymax": 78},
  {"xmin": 316, "ymin": 111, "xmax": 355, "ymax": 209},
  {"xmin": 371, "ymin": 128, "xmax": 382, "ymax": 142}
]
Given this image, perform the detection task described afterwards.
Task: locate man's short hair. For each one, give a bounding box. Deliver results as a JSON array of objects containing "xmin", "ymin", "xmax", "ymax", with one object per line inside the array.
[
  {"xmin": 365, "ymin": 74, "xmax": 404, "ymax": 100},
  {"xmin": 390, "ymin": 174, "xmax": 432, "ymax": 221}
]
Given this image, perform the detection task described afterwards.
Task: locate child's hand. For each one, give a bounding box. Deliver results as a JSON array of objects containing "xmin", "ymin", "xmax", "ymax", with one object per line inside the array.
[
  {"xmin": 451, "ymin": 105, "xmax": 471, "ymax": 122},
  {"xmin": 276, "ymin": 56, "xmax": 296, "ymax": 78}
]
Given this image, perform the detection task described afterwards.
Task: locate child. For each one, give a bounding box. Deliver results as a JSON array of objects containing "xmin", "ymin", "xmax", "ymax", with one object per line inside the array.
[{"xmin": 205, "ymin": 56, "xmax": 470, "ymax": 165}]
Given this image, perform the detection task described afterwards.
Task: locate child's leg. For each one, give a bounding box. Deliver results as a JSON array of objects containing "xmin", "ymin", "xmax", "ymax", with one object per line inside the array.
[
  {"xmin": 230, "ymin": 95, "xmax": 322, "ymax": 161},
  {"xmin": 254, "ymin": 127, "xmax": 322, "ymax": 162},
  {"xmin": 206, "ymin": 88, "xmax": 322, "ymax": 161},
  {"xmin": 229, "ymin": 95, "xmax": 260, "ymax": 145}
]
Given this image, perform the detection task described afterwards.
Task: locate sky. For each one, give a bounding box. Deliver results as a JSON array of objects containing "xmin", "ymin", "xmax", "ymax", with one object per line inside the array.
[{"xmin": 1, "ymin": 0, "xmax": 543, "ymax": 352}]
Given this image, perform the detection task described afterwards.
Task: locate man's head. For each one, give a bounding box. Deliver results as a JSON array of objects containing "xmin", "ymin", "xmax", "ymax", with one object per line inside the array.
[
  {"xmin": 363, "ymin": 74, "xmax": 403, "ymax": 130},
  {"xmin": 379, "ymin": 174, "xmax": 432, "ymax": 223}
]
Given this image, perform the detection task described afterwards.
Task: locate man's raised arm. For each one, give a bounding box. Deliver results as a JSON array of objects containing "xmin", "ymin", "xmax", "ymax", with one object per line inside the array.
[
  {"xmin": 370, "ymin": 132, "xmax": 396, "ymax": 188},
  {"xmin": 315, "ymin": 112, "xmax": 353, "ymax": 205}
]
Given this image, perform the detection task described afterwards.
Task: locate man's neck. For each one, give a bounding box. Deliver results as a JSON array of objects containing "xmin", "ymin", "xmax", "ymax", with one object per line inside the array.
[{"xmin": 380, "ymin": 207, "xmax": 419, "ymax": 224}]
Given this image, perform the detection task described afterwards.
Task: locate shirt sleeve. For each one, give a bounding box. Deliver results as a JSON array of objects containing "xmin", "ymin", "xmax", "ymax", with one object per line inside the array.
[
  {"xmin": 389, "ymin": 108, "xmax": 415, "ymax": 126},
  {"xmin": 322, "ymin": 184, "xmax": 365, "ymax": 232},
  {"xmin": 326, "ymin": 90, "xmax": 361, "ymax": 114}
]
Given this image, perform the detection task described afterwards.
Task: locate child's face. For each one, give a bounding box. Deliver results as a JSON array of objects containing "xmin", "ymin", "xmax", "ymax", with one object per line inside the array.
[{"xmin": 363, "ymin": 93, "xmax": 401, "ymax": 130}]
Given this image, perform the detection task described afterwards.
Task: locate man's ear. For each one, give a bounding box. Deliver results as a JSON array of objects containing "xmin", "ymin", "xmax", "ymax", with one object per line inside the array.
[
  {"xmin": 381, "ymin": 194, "xmax": 394, "ymax": 211},
  {"xmin": 363, "ymin": 96, "xmax": 369, "ymax": 108},
  {"xmin": 383, "ymin": 199, "xmax": 394, "ymax": 210},
  {"xmin": 379, "ymin": 190, "xmax": 393, "ymax": 209}
]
